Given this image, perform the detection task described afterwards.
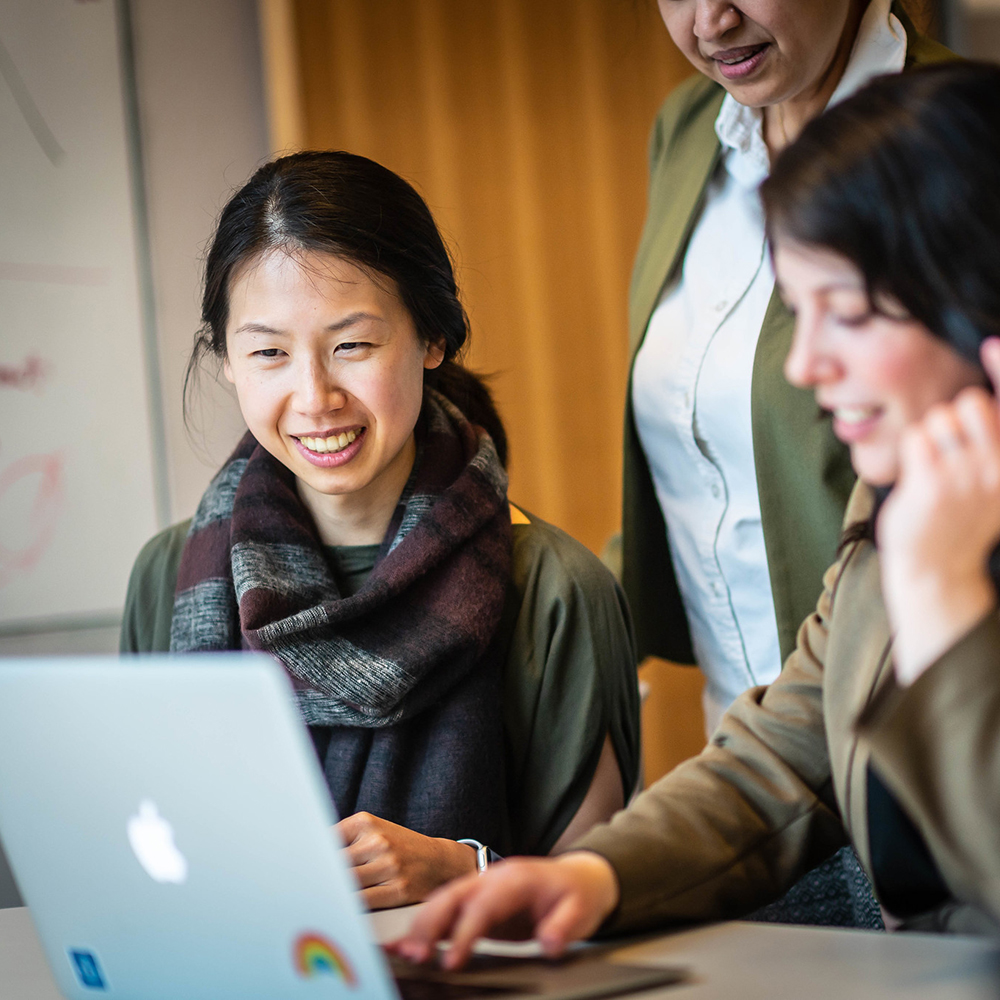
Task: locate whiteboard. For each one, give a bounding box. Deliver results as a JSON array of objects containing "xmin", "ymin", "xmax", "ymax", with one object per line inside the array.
[{"xmin": 0, "ymin": 0, "xmax": 161, "ymax": 628}]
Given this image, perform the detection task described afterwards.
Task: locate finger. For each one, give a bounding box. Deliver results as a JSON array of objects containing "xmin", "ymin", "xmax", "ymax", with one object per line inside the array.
[
  {"xmin": 335, "ymin": 812, "xmax": 372, "ymax": 845},
  {"xmin": 360, "ymin": 881, "xmax": 406, "ymax": 911},
  {"xmin": 922, "ymin": 405, "xmax": 968, "ymax": 462},
  {"xmin": 396, "ymin": 876, "xmax": 482, "ymax": 963},
  {"xmin": 344, "ymin": 832, "xmax": 393, "ymax": 870},
  {"xmin": 443, "ymin": 874, "xmax": 541, "ymax": 969},
  {"xmin": 351, "ymin": 853, "xmax": 399, "ymax": 888},
  {"xmin": 896, "ymin": 422, "xmax": 939, "ymax": 484},
  {"xmin": 955, "ymin": 390, "xmax": 1000, "ymax": 488},
  {"xmin": 981, "ymin": 337, "xmax": 1000, "ymax": 397},
  {"xmin": 535, "ymin": 892, "xmax": 592, "ymax": 957}
]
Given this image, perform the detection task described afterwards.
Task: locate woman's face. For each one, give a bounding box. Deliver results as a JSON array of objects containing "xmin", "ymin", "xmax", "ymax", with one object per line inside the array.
[
  {"xmin": 224, "ymin": 249, "xmax": 443, "ymax": 519},
  {"xmin": 777, "ymin": 240, "xmax": 984, "ymax": 487},
  {"xmin": 657, "ymin": 0, "xmax": 860, "ymax": 109}
]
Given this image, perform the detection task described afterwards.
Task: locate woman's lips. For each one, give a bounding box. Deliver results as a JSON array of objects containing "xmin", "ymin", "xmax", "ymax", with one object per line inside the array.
[
  {"xmin": 831, "ymin": 407, "xmax": 881, "ymax": 444},
  {"xmin": 713, "ymin": 43, "xmax": 770, "ymax": 81},
  {"xmin": 293, "ymin": 427, "xmax": 366, "ymax": 467}
]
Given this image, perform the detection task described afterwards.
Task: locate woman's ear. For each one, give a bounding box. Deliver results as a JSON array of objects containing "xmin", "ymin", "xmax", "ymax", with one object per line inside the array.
[
  {"xmin": 223, "ymin": 356, "xmax": 235, "ymax": 383},
  {"xmin": 424, "ymin": 339, "xmax": 446, "ymax": 370}
]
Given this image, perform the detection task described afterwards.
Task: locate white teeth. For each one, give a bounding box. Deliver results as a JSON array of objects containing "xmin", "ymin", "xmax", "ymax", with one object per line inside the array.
[
  {"xmin": 299, "ymin": 430, "xmax": 358, "ymax": 454},
  {"xmin": 835, "ymin": 407, "xmax": 876, "ymax": 425}
]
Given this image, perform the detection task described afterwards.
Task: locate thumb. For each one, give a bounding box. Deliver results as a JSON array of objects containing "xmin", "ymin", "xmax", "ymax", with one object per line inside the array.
[{"xmin": 980, "ymin": 337, "xmax": 1000, "ymax": 400}]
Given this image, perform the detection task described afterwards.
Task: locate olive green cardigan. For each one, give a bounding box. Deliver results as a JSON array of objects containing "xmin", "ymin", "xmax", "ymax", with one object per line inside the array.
[
  {"xmin": 622, "ymin": 9, "xmax": 955, "ymax": 666},
  {"xmin": 121, "ymin": 508, "xmax": 641, "ymax": 857}
]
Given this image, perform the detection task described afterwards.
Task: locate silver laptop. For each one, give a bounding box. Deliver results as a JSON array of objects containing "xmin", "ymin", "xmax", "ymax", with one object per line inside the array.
[{"xmin": 0, "ymin": 655, "xmax": 685, "ymax": 999}]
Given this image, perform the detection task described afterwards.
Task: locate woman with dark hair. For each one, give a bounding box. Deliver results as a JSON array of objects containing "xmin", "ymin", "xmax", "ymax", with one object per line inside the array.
[
  {"xmin": 121, "ymin": 151, "xmax": 641, "ymax": 909},
  {"xmin": 396, "ymin": 62, "xmax": 1000, "ymax": 957}
]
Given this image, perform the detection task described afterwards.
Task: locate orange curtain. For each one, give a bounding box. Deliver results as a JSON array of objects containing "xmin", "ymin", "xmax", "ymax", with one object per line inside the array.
[{"xmin": 291, "ymin": 0, "xmax": 690, "ymax": 555}]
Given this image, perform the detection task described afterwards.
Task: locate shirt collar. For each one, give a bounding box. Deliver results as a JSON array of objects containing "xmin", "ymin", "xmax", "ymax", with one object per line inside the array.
[
  {"xmin": 714, "ymin": 0, "xmax": 907, "ymax": 188},
  {"xmin": 828, "ymin": 0, "xmax": 907, "ymax": 108}
]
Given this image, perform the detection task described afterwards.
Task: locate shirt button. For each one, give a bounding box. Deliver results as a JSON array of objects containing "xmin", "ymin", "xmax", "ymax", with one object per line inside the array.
[
  {"xmin": 715, "ymin": 300, "xmax": 728, "ymax": 313},
  {"xmin": 711, "ymin": 483, "xmax": 721, "ymax": 499}
]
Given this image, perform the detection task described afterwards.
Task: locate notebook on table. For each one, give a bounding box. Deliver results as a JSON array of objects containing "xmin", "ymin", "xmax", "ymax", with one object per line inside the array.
[{"xmin": 0, "ymin": 654, "xmax": 686, "ymax": 999}]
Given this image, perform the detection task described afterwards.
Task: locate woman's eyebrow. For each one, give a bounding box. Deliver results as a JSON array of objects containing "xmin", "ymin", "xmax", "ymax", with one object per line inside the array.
[
  {"xmin": 231, "ymin": 321, "xmax": 282, "ymax": 336},
  {"xmin": 327, "ymin": 311, "xmax": 382, "ymax": 332},
  {"xmin": 818, "ymin": 279, "xmax": 865, "ymax": 294},
  {"xmin": 230, "ymin": 311, "xmax": 383, "ymax": 337}
]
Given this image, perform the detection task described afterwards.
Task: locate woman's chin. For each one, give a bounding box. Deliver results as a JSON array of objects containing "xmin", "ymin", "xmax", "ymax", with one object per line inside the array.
[{"xmin": 850, "ymin": 449, "xmax": 897, "ymax": 489}]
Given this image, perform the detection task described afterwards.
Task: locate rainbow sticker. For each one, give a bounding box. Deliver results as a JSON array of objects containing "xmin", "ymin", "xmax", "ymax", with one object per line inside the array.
[{"xmin": 293, "ymin": 932, "xmax": 358, "ymax": 986}]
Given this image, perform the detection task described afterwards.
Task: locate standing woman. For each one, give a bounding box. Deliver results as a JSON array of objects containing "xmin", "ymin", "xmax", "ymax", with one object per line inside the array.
[
  {"xmin": 625, "ymin": 0, "xmax": 951, "ymax": 922},
  {"xmin": 121, "ymin": 151, "xmax": 640, "ymax": 909},
  {"xmin": 629, "ymin": 0, "xmax": 951, "ymax": 735}
]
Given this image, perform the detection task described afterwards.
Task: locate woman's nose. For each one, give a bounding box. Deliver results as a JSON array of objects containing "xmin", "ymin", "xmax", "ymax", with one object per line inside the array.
[
  {"xmin": 294, "ymin": 359, "xmax": 345, "ymax": 415},
  {"xmin": 693, "ymin": 0, "xmax": 742, "ymax": 40},
  {"xmin": 784, "ymin": 314, "xmax": 839, "ymax": 389}
]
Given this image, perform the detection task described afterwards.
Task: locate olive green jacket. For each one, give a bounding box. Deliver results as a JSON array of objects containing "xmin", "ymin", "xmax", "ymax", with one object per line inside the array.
[
  {"xmin": 579, "ymin": 483, "xmax": 1000, "ymax": 935},
  {"xmin": 622, "ymin": 9, "xmax": 955, "ymax": 665},
  {"xmin": 121, "ymin": 507, "xmax": 641, "ymax": 857}
]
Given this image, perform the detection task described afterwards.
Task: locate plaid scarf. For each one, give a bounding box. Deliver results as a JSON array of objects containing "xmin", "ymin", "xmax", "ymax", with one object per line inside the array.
[
  {"xmin": 170, "ymin": 391, "xmax": 511, "ymax": 725},
  {"xmin": 169, "ymin": 393, "xmax": 512, "ymax": 843}
]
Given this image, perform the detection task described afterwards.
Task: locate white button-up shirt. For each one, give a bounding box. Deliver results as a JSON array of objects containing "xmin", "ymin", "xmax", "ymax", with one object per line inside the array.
[{"xmin": 631, "ymin": 0, "xmax": 907, "ymax": 732}]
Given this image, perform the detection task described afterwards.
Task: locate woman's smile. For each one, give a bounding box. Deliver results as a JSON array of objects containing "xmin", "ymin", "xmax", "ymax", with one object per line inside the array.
[
  {"xmin": 711, "ymin": 42, "xmax": 771, "ymax": 80},
  {"xmin": 828, "ymin": 406, "xmax": 881, "ymax": 444},
  {"xmin": 293, "ymin": 427, "xmax": 365, "ymax": 465}
]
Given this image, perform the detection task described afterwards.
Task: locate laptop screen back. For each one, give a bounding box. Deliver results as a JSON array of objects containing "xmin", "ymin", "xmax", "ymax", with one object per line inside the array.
[{"xmin": 0, "ymin": 654, "xmax": 397, "ymax": 1000}]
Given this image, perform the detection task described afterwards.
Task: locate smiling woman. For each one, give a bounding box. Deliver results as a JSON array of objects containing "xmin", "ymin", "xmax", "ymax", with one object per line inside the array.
[
  {"xmin": 775, "ymin": 242, "xmax": 982, "ymax": 487},
  {"xmin": 121, "ymin": 151, "xmax": 640, "ymax": 910},
  {"xmin": 222, "ymin": 252, "xmax": 444, "ymax": 546}
]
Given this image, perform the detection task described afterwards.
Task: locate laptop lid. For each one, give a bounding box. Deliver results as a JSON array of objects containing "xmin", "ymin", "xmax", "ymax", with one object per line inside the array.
[{"xmin": 0, "ymin": 654, "xmax": 398, "ymax": 1000}]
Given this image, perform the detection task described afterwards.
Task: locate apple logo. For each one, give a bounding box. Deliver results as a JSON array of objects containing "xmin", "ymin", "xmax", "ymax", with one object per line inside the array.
[{"xmin": 127, "ymin": 800, "xmax": 188, "ymax": 884}]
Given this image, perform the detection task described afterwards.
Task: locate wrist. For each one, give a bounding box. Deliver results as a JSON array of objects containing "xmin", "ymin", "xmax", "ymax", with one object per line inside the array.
[
  {"xmin": 890, "ymin": 572, "xmax": 997, "ymax": 685},
  {"xmin": 447, "ymin": 839, "xmax": 480, "ymax": 878}
]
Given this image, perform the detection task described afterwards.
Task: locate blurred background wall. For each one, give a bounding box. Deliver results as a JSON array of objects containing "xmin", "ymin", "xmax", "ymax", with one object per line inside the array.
[
  {"xmin": 0, "ymin": 0, "xmax": 267, "ymax": 655},
  {"xmin": 957, "ymin": 0, "xmax": 1000, "ymax": 53}
]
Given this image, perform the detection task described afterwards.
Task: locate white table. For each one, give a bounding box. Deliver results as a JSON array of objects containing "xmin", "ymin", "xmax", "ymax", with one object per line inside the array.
[{"xmin": 1, "ymin": 904, "xmax": 997, "ymax": 999}]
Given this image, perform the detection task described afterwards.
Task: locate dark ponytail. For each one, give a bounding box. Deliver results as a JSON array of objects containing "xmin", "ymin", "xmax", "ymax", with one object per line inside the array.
[
  {"xmin": 188, "ymin": 150, "xmax": 507, "ymax": 467},
  {"xmin": 426, "ymin": 362, "xmax": 507, "ymax": 468}
]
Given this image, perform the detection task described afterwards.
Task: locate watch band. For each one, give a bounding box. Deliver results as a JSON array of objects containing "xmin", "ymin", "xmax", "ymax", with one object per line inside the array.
[{"xmin": 456, "ymin": 839, "xmax": 502, "ymax": 874}]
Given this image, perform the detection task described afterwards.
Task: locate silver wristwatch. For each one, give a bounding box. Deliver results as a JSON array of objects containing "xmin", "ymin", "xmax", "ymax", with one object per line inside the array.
[{"xmin": 456, "ymin": 839, "xmax": 501, "ymax": 875}]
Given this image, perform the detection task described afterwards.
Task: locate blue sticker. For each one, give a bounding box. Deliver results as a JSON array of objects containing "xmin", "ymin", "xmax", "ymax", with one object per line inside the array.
[{"xmin": 69, "ymin": 950, "xmax": 106, "ymax": 990}]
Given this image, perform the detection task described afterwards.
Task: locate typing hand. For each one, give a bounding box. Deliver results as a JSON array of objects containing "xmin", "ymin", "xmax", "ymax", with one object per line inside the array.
[
  {"xmin": 877, "ymin": 337, "xmax": 1000, "ymax": 685},
  {"xmin": 335, "ymin": 812, "xmax": 478, "ymax": 910},
  {"xmin": 391, "ymin": 852, "xmax": 619, "ymax": 970}
]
